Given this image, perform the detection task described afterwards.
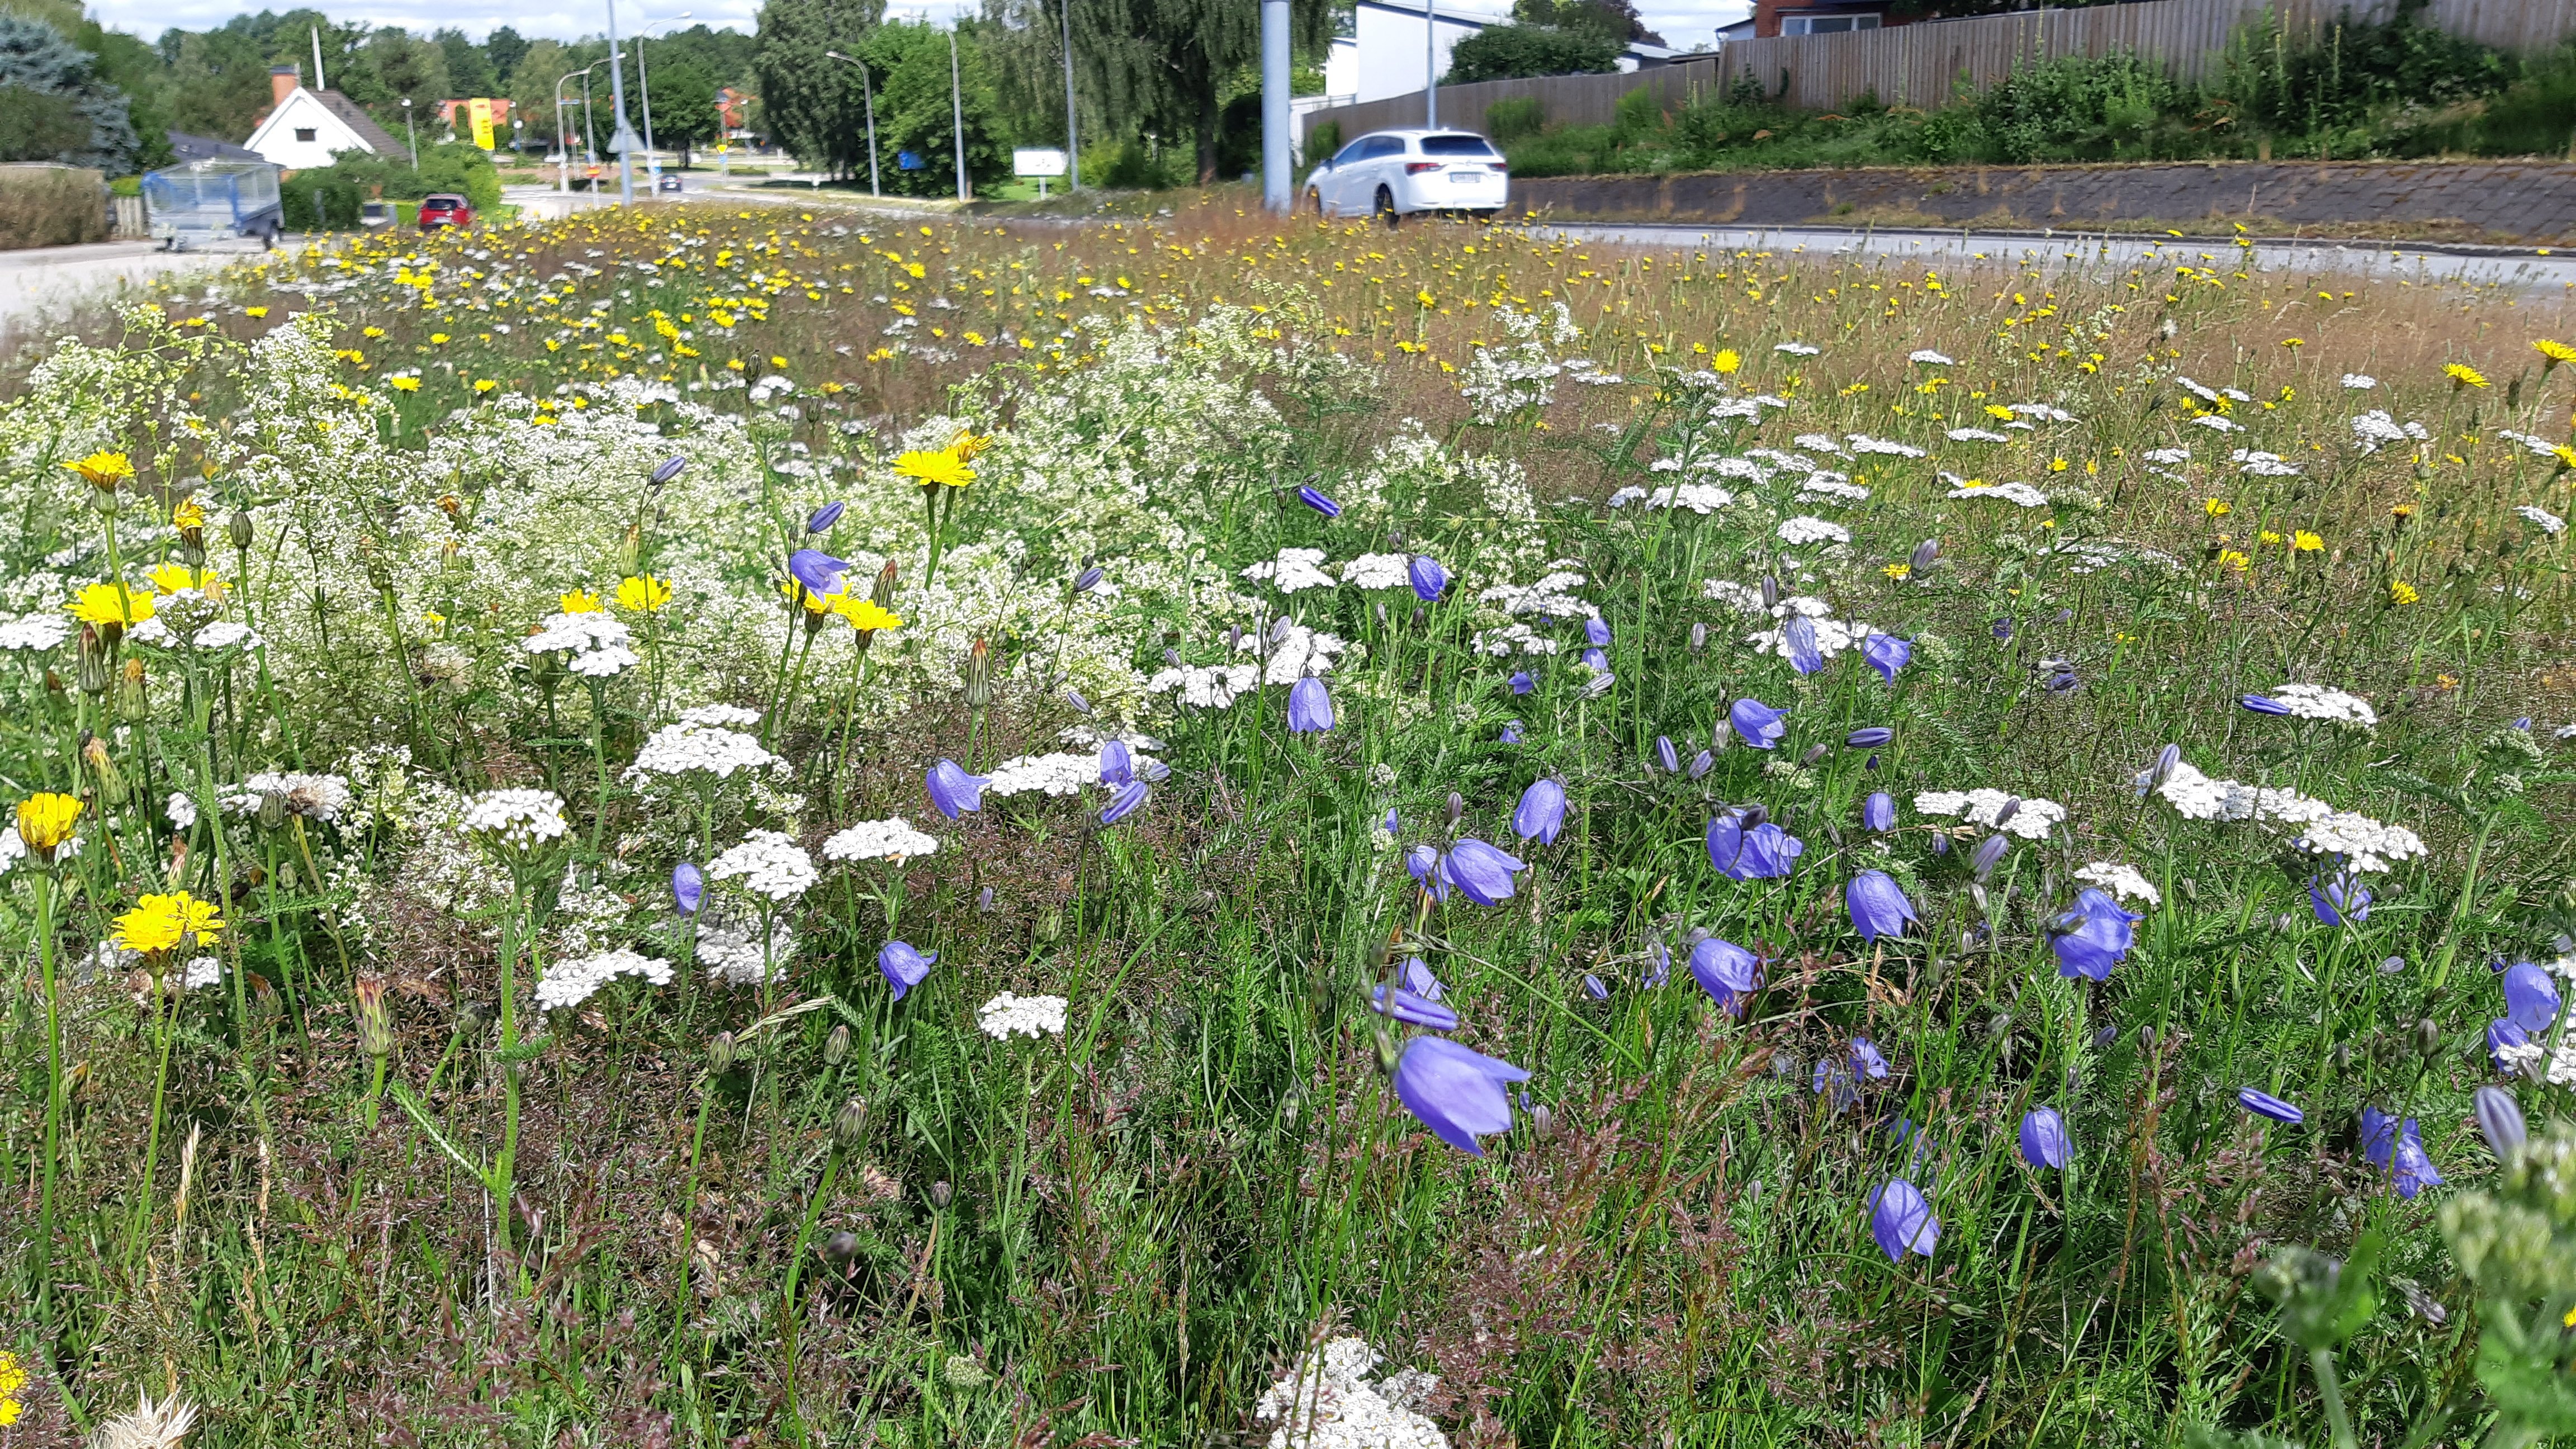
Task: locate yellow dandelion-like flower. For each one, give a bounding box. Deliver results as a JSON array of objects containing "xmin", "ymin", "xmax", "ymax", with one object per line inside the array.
[
  {"xmin": 1882, "ymin": 561, "xmax": 1911, "ymax": 580},
  {"xmin": 146, "ymin": 562, "xmax": 226, "ymax": 599},
  {"xmin": 615, "ymin": 575, "xmax": 671, "ymax": 612},
  {"xmin": 112, "ymin": 891, "xmax": 226, "ymax": 954},
  {"xmin": 832, "ymin": 596, "xmax": 905, "ymax": 632},
  {"xmin": 430, "ymin": 332, "xmax": 451, "ymax": 345},
  {"xmin": 16, "ymin": 792, "xmax": 83, "ymax": 851},
  {"xmin": 2555, "ymin": 444, "xmax": 2576, "ymax": 471},
  {"xmin": 473, "ymin": 379, "xmax": 498, "ymax": 394},
  {"xmin": 362, "ymin": 325, "xmax": 385, "ymax": 338},
  {"xmin": 1983, "ymin": 404, "xmax": 2014, "ymax": 421},
  {"xmin": 2291, "ymin": 530, "xmax": 2323, "ymax": 552},
  {"xmin": 390, "ymin": 377, "xmax": 422, "ymax": 392},
  {"xmin": 894, "ymin": 449, "xmax": 976, "ymax": 488},
  {"xmin": 1711, "ymin": 348, "xmax": 1741, "ymax": 375},
  {"xmin": 949, "ymin": 430, "xmax": 992, "ymax": 462},
  {"xmin": 2258, "ymin": 530, "xmax": 2283, "ymax": 545},
  {"xmin": 246, "ymin": 305, "xmax": 269, "ymax": 319},
  {"xmin": 172, "ymin": 497, "xmax": 205, "ymax": 530},
  {"xmin": 68, "ymin": 451, "xmax": 135, "ymax": 488},
  {"xmin": 558, "ymin": 589, "xmax": 603, "ymax": 614},
  {"xmin": 67, "ymin": 581, "xmax": 153, "ymax": 626},
  {"xmin": 2215, "ymin": 549, "xmax": 2251, "ymax": 572},
  {"xmin": 2445, "ymin": 362, "xmax": 2489, "ymax": 389},
  {"xmin": 2536, "ymin": 339, "xmax": 2576, "ymax": 368},
  {"xmin": 0, "ymin": 1347, "xmax": 26, "ymax": 1425},
  {"xmin": 1415, "ymin": 288, "xmax": 1436, "ymax": 307},
  {"xmin": 2389, "ymin": 579, "xmax": 2421, "ymax": 604},
  {"xmin": 782, "ymin": 580, "xmax": 836, "ymax": 614}
]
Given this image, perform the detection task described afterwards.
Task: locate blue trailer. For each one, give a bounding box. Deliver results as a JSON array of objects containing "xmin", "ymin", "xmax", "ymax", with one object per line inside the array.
[{"xmin": 141, "ymin": 160, "xmax": 284, "ymax": 250}]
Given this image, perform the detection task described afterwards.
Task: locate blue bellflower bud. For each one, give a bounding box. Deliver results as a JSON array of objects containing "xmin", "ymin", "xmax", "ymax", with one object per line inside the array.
[
  {"xmin": 1687, "ymin": 936, "xmax": 1761, "ymax": 1015},
  {"xmin": 789, "ymin": 547, "xmax": 853, "ymax": 598},
  {"xmin": 1869, "ymin": 1178, "xmax": 1940, "ymax": 1262},
  {"xmin": 1971, "ymin": 834, "xmax": 2011, "ymax": 882},
  {"xmin": 1498, "ymin": 720, "xmax": 1524, "ymax": 744},
  {"xmin": 1585, "ymin": 617, "xmax": 1612, "ymax": 647},
  {"xmin": 2020, "ymin": 1107, "xmax": 2072, "ymax": 1169},
  {"xmin": 1782, "ymin": 614, "xmax": 1824, "ymax": 675},
  {"xmin": 1408, "ymin": 555, "xmax": 1447, "ymax": 602},
  {"xmin": 1729, "ymin": 697, "xmax": 1788, "ymax": 750},
  {"xmin": 1297, "ymin": 485, "xmax": 1342, "ymax": 518},
  {"xmin": 2049, "ymin": 888, "xmax": 2141, "ymax": 982},
  {"xmin": 672, "ymin": 861, "xmax": 704, "ymax": 916},
  {"xmin": 1393, "ymin": 1036, "xmax": 1530, "ymax": 1156},
  {"xmin": 1072, "ymin": 565, "xmax": 1106, "ymax": 593},
  {"xmin": 1513, "ymin": 778, "xmax": 1567, "ymax": 845},
  {"xmin": 2476, "ymin": 1086, "xmax": 2527, "ymax": 1159},
  {"xmin": 1371, "ymin": 983, "xmax": 1459, "ymax": 1031},
  {"xmin": 1862, "ymin": 791, "xmax": 1895, "ymax": 832},
  {"xmin": 1582, "ymin": 648, "xmax": 1608, "ymax": 671},
  {"xmin": 2240, "ymin": 694, "xmax": 2292, "ymax": 717},
  {"xmin": 1846, "ymin": 727, "xmax": 1893, "ymax": 749},
  {"xmin": 2236, "ymin": 1087, "xmax": 2304, "ymax": 1125},
  {"xmin": 932, "ymin": 757, "xmax": 989, "ymax": 815},
  {"xmin": 1655, "ymin": 736, "xmax": 1680, "ymax": 773},
  {"xmin": 806, "ymin": 501, "xmax": 846, "ymax": 533},
  {"xmin": 1509, "ymin": 670, "xmax": 1535, "ymax": 696},
  {"xmin": 1863, "ymin": 633, "xmax": 1910, "ymax": 684},
  {"xmin": 878, "ymin": 940, "xmax": 937, "ymax": 1001},
  {"xmin": 1287, "ymin": 676, "xmax": 1335, "ymax": 733},
  {"xmin": 1442, "ymin": 838, "xmax": 1529, "ymax": 906},
  {"xmin": 1066, "ymin": 688, "xmax": 1092, "ymax": 713},
  {"xmin": 1582, "ymin": 973, "xmax": 1609, "ymax": 1001},
  {"xmin": 650, "ymin": 455, "xmax": 688, "ymax": 486},
  {"xmin": 1687, "ymin": 750, "xmax": 1714, "ymax": 779},
  {"xmin": 1846, "ymin": 870, "xmax": 1919, "ymax": 942}
]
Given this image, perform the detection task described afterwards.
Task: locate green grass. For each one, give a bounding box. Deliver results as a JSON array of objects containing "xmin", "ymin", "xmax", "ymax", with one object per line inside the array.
[{"xmin": 0, "ymin": 198, "xmax": 2571, "ymax": 1448}]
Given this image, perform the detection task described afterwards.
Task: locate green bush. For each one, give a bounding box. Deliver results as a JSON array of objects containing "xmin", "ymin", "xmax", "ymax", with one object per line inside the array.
[
  {"xmin": 1973, "ymin": 51, "xmax": 2190, "ymax": 162},
  {"xmin": 1305, "ymin": 119, "xmax": 1341, "ymax": 167},
  {"xmin": 278, "ymin": 175, "xmax": 362, "ymax": 231},
  {"xmin": 2476, "ymin": 40, "xmax": 2576, "ymax": 155},
  {"xmin": 1443, "ymin": 24, "xmax": 1620, "ymax": 85},
  {"xmin": 0, "ymin": 160, "xmax": 104, "ymax": 247},
  {"xmin": 1486, "ymin": 96, "xmax": 1547, "ymax": 142}
]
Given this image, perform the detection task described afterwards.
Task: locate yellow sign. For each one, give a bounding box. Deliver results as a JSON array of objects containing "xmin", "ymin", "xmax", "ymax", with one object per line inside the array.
[{"xmin": 468, "ymin": 97, "xmax": 495, "ymax": 151}]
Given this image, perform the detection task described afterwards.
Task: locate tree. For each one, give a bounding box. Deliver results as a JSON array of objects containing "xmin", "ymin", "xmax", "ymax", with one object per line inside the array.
[
  {"xmin": 868, "ymin": 19, "xmax": 1008, "ymax": 195},
  {"xmin": 753, "ymin": 0, "xmax": 888, "ymax": 178},
  {"xmin": 508, "ymin": 37, "xmax": 575, "ymax": 153},
  {"xmin": 435, "ymin": 28, "xmax": 494, "ymax": 97},
  {"xmin": 0, "ymin": 12, "xmax": 140, "ymax": 170},
  {"xmin": 343, "ymin": 26, "xmax": 449, "ymax": 122},
  {"xmin": 1443, "ymin": 23, "xmax": 1620, "ymax": 83},
  {"xmin": 483, "ymin": 24, "xmax": 529, "ymax": 88},
  {"xmin": 640, "ymin": 55, "xmax": 718, "ymax": 164},
  {"xmin": 160, "ymin": 26, "xmax": 272, "ymax": 141},
  {"xmin": 1513, "ymin": 0, "xmax": 1664, "ymax": 45},
  {"xmin": 1061, "ymin": 0, "xmax": 1330, "ymax": 183}
]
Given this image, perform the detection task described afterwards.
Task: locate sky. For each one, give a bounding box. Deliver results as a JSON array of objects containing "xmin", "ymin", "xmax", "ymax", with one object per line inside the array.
[{"xmin": 88, "ymin": 0, "xmax": 1752, "ymax": 54}]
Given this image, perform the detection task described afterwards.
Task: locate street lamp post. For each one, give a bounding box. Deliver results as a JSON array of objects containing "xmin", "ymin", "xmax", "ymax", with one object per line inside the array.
[
  {"xmin": 632, "ymin": 12, "xmax": 692, "ymax": 195},
  {"xmin": 948, "ymin": 26, "xmax": 967, "ymax": 202},
  {"xmin": 1059, "ymin": 0, "xmax": 1078, "ymax": 192},
  {"xmin": 400, "ymin": 96, "xmax": 418, "ymax": 168},
  {"xmin": 822, "ymin": 50, "xmax": 880, "ymax": 197},
  {"xmin": 604, "ymin": 1, "xmax": 637, "ymax": 205},
  {"xmin": 553, "ymin": 64, "xmax": 597, "ymax": 193}
]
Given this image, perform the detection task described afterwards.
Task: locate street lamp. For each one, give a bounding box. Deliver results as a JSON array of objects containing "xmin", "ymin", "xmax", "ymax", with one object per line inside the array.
[
  {"xmin": 553, "ymin": 63, "xmax": 601, "ymax": 194},
  {"xmin": 603, "ymin": 0, "xmax": 639, "ymax": 206},
  {"xmin": 821, "ymin": 49, "xmax": 879, "ymax": 197},
  {"xmin": 630, "ymin": 10, "xmax": 692, "ymax": 195},
  {"xmin": 948, "ymin": 25, "xmax": 967, "ymax": 203},
  {"xmin": 400, "ymin": 96, "xmax": 417, "ymax": 168}
]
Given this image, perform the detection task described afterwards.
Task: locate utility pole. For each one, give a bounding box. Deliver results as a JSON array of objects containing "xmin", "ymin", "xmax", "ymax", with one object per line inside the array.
[
  {"xmin": 1059, "ymin": 0, "xmax": 1079, "ymax": 191},
  {"xmin": 1261, "ymin": 0, "xmax": 1287, "ymax": 211},
  {"xmin": 1424, "ymin": 0, "xmax": 1437, "ymax": 129},
  {"xmin": 825, "ymin": 50, "xmax": 882, "ymax": 196},
  {"xmin": 949, "ymin": 27, "xmax": 968, "ymax": 202},
  {"xmin": 604, "ymin": 1, "xmax": 637, "ymax": 205},
  {"xmin": 401, "ymin": 96, "xmax": 417, "ymax": 167}
]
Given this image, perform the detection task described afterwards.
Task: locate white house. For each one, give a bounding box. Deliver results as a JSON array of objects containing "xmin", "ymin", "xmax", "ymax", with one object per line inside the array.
[
  {"xmin": 1321, "ymin": 0, "xmax": 1679, "ymax": 107},
  {"xmin": 244, "ymin": 67, "xmax": 405, "ymax": 172}
]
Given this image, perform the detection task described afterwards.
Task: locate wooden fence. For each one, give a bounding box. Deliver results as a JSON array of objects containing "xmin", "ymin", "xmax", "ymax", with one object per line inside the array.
[
  {"xmin": 1722, "ymin": 0, "xmax": 2576, "ymax": 112},
  {"xmin": 1301, "ymin": 0, "xmax": 2576, "ymax": 143}
]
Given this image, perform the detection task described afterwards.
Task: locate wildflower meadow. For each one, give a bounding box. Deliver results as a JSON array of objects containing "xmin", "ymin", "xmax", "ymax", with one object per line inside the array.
[{"xmin": 2, "ymin": 196, "xmax": 2575, "ymax": 1448}]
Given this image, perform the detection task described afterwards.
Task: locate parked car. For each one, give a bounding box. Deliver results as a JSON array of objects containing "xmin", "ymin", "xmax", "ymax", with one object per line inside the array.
[
  {"xmin": 1304, "ymin": 129, "xmax": 1508, "ymax": 224},
  {"xmin": 416, "ymin": 193, "xmax": 475, "ymax": 230},
  {"xmin": 359, "ymin": 200, "xmax": 393, "ymax": 228},
  {"xmin": 656, "ymin": 173, "xmax": 684, "ymax": 193}
]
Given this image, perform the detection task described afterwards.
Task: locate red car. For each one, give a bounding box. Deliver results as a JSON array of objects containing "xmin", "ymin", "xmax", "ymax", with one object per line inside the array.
[{"xmin": 416, "ymin": 193, "xmax": 475, "ymax": 231}]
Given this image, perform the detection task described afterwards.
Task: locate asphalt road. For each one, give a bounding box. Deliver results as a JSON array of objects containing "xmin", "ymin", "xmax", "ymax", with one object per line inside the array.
[
  {"xmin": 0, "ymin": 239, "xmax": 263, "ymax": 345},
  {"xmin": 1526, "ymin": 220, "xmax": 2576, "ymax": 293}
]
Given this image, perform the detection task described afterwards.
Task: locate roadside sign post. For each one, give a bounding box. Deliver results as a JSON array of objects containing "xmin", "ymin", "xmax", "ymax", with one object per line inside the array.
[{"xmin": 1015, "ymin": 146, "xmax": 1068, "ymax": 200}]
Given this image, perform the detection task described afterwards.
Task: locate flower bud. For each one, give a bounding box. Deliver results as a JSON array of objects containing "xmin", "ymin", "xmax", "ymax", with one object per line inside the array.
[
  {"xmin": 1034, "ymin": 907, "xmax": 1063, "ymax": 944},
  {"xmin": 1072, "ymin": 565, "xmax": 1105, "ymax": 593},
  {"xmin": 871, "ymin": 557, "xmax": 900, "ymax": 608},
  {"xmin": 228, "ymin": 511, "xmax": 255, "ymax": 551},
  {"xmin": 962, "ymin": 637, "xmax": 994, "ymax": 707},
  {"xmin": 77, "ymin": 624, "xmax": 108, "ymax": 695},
  {"xmin": 1372, "ymin": 1026, "xmax": 1401, "ymax": 1076},
  {"xmin": 821, "ymin": 1230, "xmax": 859, "ymax": 1263},
  {"xmin": 2475, "ymin": 1085, "xmax": 2527, "ymax": 1160},
  {"xmin": 1759, "ymin": 575, "xmax": 1779, "ymax": 610},
  {"xmin": 930, "ymin": 1180, "xmax": 954, "ymax": 1209},
  {"xmin": 650, "ymin": 456, "xmax": 688, "ymax": 487},
  {"xmin": 1446, "ymin": 792, "xmax": 1464, "ymax": 827},
  {"xmin": 257, "ymin": 789, "xmax": 288, "ymax": 831},
  {"xmin": 1532, "ymin": 1103, "xmax": 1555, "ymax": 1138},
  {"xmin": 709, "ymin": 1029, "xmax": 737, "ymax": 1076},
  {"xmin": 1689, "ymin": 621, "xmax": 1707, "ymax": 654},
  {"xmin": 83, "ymin": 733, "xmax": 126, "ymax": 807},
  {"xmin": 353, "ymin": 972, "xmax": 394, "ymax": 1059},
  {"xmin": 2415, "ymin": 1017, "xmax": 2442, "ymax": 1058},
  {"xmin": 615, "ymin": 523, "xmax": 642, "ymax": 576},
  {"xmin": 823, "ymin": 1023, "xmax": 851, "ymax": 1066},
  {"xmin": 117, "ymin": 656, "xmax": 148, "ymax": 717},
  {"xmin": 1908, "ymin": 538, "xmax": 1941, "ymax": 574},
  {"xmin": 1798, "ymin": 743, "xmax": 1829, "ymax": 768},
  {"xmin": 834, "ymin": 1096, "xmax": 867, "ymax": 1150}
]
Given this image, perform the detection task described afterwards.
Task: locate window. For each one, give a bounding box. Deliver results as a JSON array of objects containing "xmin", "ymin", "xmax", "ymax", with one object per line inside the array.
[
  {"xmin": 293, "ymin": 127, "xmax": 318, "ymax": 141},
  {"xmin": 1330, "ymin": 139, "xmax": 1368, "ymax": 167},
  {"xmin": 1422, "ymin": 134, "xmax": 1497, "ymax": 156},
  {"xmin": 1358, "ymin": 135, "xmax": 1406, "ymax": 159},
  {"xmin": 1782, "ymin": 12, "xmax": 1881, "ymax": 31}
]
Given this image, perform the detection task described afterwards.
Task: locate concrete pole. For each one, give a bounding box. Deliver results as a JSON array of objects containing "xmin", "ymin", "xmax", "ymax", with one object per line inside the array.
[
  {"xmin": 605, "ymin": 2, "xmax": 636, "ymax": 205},
  {"xmin": 1424, "ymin": 0, "xmax": 1437, "ymax": 129},
  {"xmin": 1060, "ymin": 0, "xmax": 1079, "ymax": 191},
  {"xmin": 1261, "ymin": 0, "xmax": 1289, "ymax": 211},
  {"xmin": 949, "ymin": 28, "xmax": 968, "ymax": 202}
]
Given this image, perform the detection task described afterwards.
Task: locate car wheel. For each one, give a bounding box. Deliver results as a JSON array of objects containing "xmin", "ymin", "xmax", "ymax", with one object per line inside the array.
[
  {"xmin": 1308, "ymin": 188, "xmax": 1325, "ymax": 218},
  {"xmin": 1375, "ymin": 186, "xmax": 1398, "ymax": 229}
]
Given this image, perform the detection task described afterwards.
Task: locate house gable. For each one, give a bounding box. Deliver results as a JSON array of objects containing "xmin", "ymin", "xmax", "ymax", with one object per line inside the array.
[{"xmin": 244, "ymin": 87, "xmax": 383, "ymax": 171}]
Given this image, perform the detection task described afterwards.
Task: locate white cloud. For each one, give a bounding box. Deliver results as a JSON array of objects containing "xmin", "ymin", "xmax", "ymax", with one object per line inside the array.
[{"xmin": 1639, "ymin": 0, "xmax": 1750, "ymax": 47}]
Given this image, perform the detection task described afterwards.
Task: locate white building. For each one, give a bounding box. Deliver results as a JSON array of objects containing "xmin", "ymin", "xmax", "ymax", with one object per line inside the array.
[
  {"xmin": 1320, "ymin": 0, "xmax": 1678, "ymax": 107},
  {"xmin": 244, "ymin": 66, "xmax": 405, "ymax": 172}
]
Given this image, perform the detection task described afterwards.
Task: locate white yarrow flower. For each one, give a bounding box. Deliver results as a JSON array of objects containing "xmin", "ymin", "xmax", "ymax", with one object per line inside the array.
[
  {"xmin": 2516, "ymin": 504, "xmax": 2567, "ymax": 535},
  {"xmin": 2265, "ymin": 683, "xmax": 2378, "ymax": 727},
  {"xmin": 0, "ymin": 614, "xmax": 72, "ymax": 651},
  {"xmin": 537, "ymin": 948, "xmax": 674, "ymax": 1011},
  {"xmin": 1776, "ymin": 515, "xmax": 1850, "ymax": 546},
  {"xmin": 166, "ymin": 791, "xmax": 198, "ymax": 830},
  {"xmin": 2074, "ymin": 862, "xmax": 2161, "ymax": 907},
  {"xmin": 1912, "ymin": 788, "xmax": 2066, "ymax": 840},
  {"xmin": 2341, "ymin": 373, "xmax": 2377, "ymax": 389},
  {"xmin": 462, "ymin": 788, "xmax": 570, "ymax": 850},
  {"xmin": 1338, "ymin": 553, "xmax": 1413, "ymax": 590},
  {"xmin": 1908, "ymin": 349, "xmax": 1954, "ymax": 365},
  {"xmin": 707, "ymin": 828, "xmax": 818, "ymax": 901},
  {"xmin": 822, "ymin": 817, "xmax": 940, "ymax": 863},
  {"xmin": 978, "ymin": 991, "xmax": 1069, "ymax": 1040},
  {"xmin": 625, "ymin": 721, "xmax": 783, "ymax": 782},
  {"xmin": 1253, "ymin": 1338, "xmax": 1445, "ymax": 1449}
]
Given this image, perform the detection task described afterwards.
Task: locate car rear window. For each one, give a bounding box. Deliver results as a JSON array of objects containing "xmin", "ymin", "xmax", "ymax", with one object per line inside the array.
[{"xmin": 1421, "ymin": 135, "xmax": 1497, "ymax": 156}]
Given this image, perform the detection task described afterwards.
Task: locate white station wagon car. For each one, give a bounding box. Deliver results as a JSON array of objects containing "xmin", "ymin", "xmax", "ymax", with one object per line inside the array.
[{"xmin": 1306, "ymin": 128, "xmax": 1509, "ymax": 223}]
